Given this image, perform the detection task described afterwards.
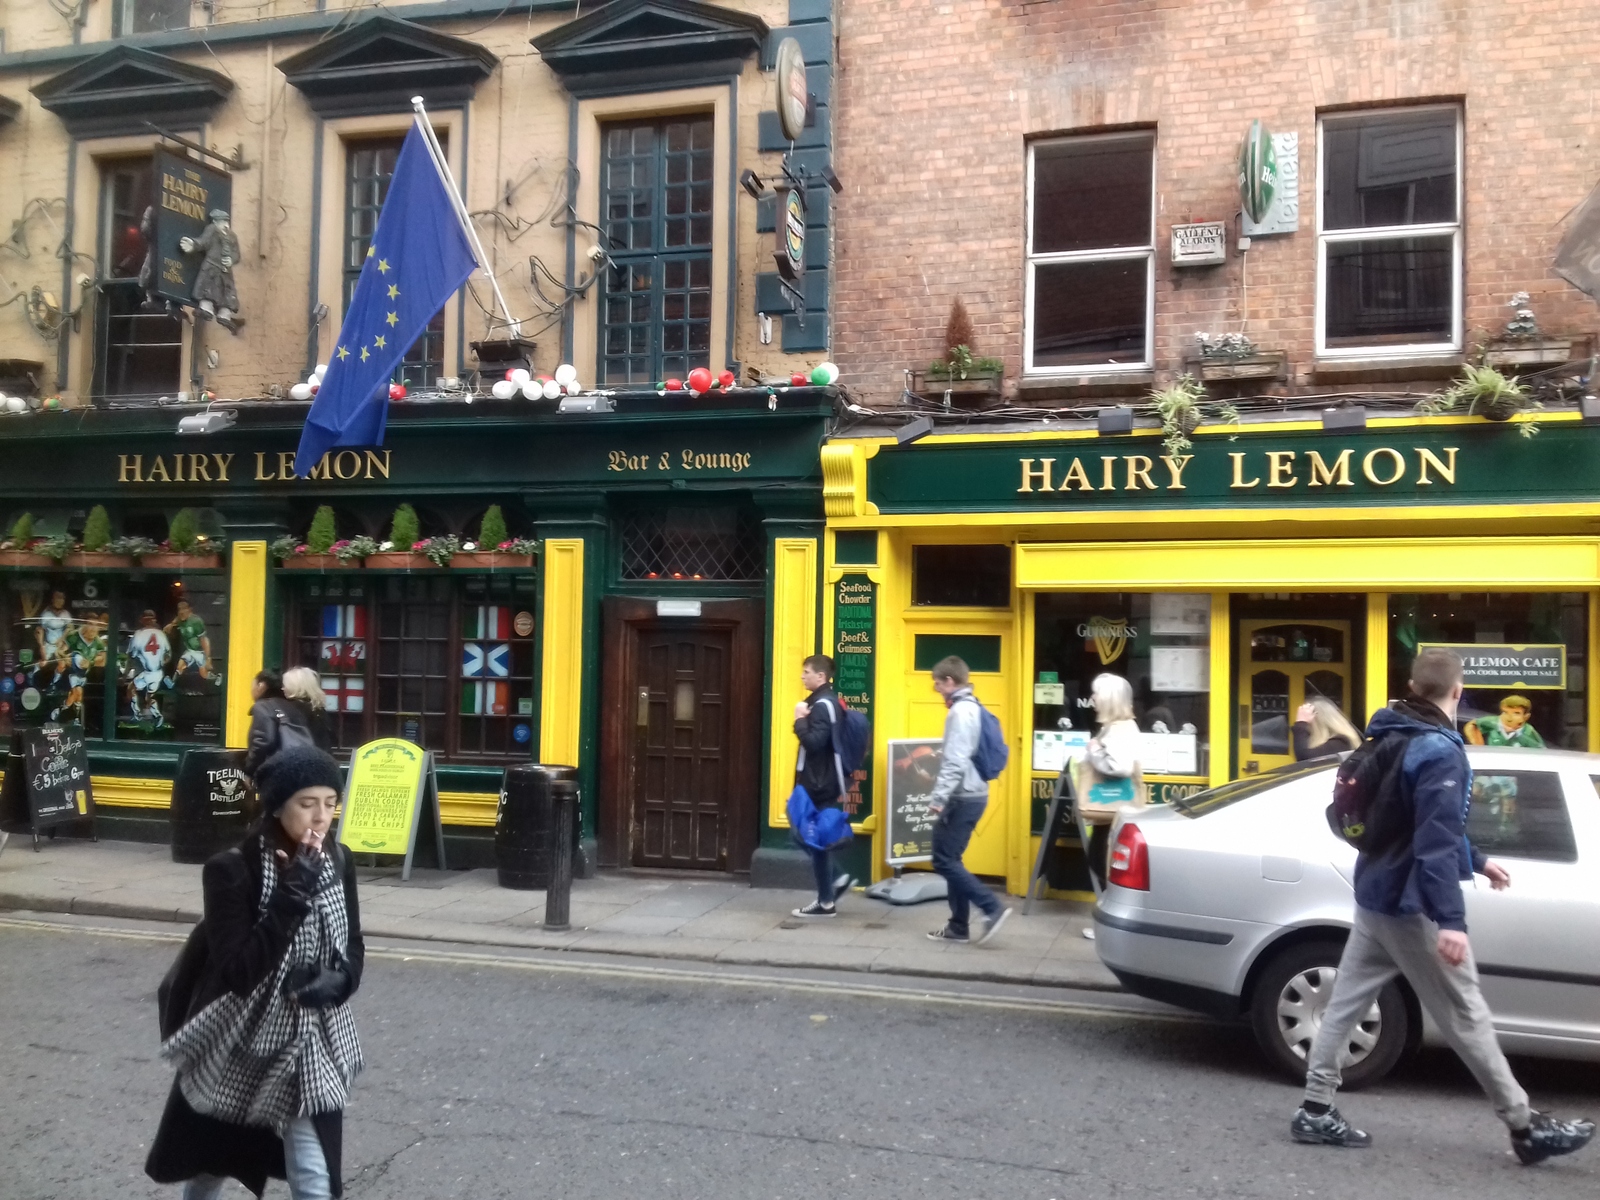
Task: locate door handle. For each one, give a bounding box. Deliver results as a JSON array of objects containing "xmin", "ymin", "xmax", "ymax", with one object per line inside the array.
[{"xmin": 636, "ymin": 686, "xmax": 650, "ymax": 727}]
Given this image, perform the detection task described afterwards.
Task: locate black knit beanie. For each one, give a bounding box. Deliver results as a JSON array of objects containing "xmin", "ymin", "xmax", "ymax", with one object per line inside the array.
[{"xmin": 256, "ymin": 744, "xmax": 343, "ymax": 815}]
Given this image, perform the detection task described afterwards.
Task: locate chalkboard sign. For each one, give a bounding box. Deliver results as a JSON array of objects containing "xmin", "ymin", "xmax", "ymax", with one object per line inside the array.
[
  {"xmin": 885, "ymin": 737, "xmax": 943, "ymax": 865},
  {"xmin": 0, "ymin": 722, "xmax": 94, "ymax": 849}
]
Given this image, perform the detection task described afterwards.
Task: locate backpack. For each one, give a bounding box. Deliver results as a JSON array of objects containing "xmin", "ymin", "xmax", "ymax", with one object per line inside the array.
[
  {"xmin": 968, "ymin": 699, "xmax": 1009, "ymax": 782},
  {"xmin": 815, "ymin": 697, "xmax": 871, "ymax": 796},
  {"xmin": 1325, "ymin": 731, "xmax": 1415, "ymax": 850}
]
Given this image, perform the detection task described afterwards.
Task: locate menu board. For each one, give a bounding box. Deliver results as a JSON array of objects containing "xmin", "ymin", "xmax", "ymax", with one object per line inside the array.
[
  {"xmin": 0, "ymin": 721, "xmax": 94, "ymax": 842},
  {"xmin": 832, "ymin": 575, "xmax": 876, "ymax": 819},
  {"xmin": 885, "ymin": 737, "xmax": 942, "ymax": 864}
]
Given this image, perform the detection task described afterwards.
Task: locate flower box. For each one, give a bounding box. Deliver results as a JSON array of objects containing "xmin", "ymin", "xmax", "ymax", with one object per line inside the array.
[
  {"xmin": 449, "ymin": 552, "xmax": 536, "ymax": 570},
  {"xmin": 910, "ymin": 370, "xmax": 1003, "ymax": 408},
  {"xmin": 1482, "ymin": 338, "xmax": 1578, "ymax": 369},
  {"xmin": 1186, "ymin": 351, "xmax": 1288, "ymax": 382},
  {"xmin": 0, "ymin": 551, "xmax": 53, "ymax": 567},
  {"xmin": 279, "ymin": 554, "xmax": 357, "ymax": 570},
  {"xmin": 363, "ymin": 552, "xmax": 435, "ymax": 570},
  {"xmin": 64, "ymin": 552, "xmax": 134, "ymax": 569},
  {"xmin": 137, "ymin": 553, "xmax": 222, "ymax": 570}
]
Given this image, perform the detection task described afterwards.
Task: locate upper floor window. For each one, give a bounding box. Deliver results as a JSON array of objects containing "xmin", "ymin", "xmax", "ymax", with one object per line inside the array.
[
  {"xmin": 1318, "ymin": 106, "xmax": 1461, "ymax": 357},
  {"xmin": 599, "ymin": 117, "xmax": 714, "ymax": 385},
  {"xmin": 114, "ymin": 0, "xmax": 191, "ymax": 37},
  {"xmin": 96, "ymin": 157, "xmax": 183, "ymax": 400},
  {"xmin": 344, "ymin": 138, "xmax": 447, "ymax": 388},
  {"xmin": 1025, "ymin": 131, "xmax": 1155, "ymax": 374}
]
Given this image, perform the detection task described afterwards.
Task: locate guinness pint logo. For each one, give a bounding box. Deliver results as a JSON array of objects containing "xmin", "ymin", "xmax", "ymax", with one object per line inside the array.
[{"xmin": 1078, "ymin": 617, "xmax": 1136, "ymax": 665}]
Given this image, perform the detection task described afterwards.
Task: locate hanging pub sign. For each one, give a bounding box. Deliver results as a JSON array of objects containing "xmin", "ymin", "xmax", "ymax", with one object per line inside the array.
[
  {"xmin": 775, "ymin": 37, "xmax": 809, "ymax": 142},
  {"xmin": 775, "ymin": 184, "xmax": 806, "ymax": 281},
  {"xmin": 149, "ymin": 148, "xmax": 239, "ymax": 326},
  {"xmin": 1237, "ymin": 119, "xmax": 1278, "ymax": 225}
]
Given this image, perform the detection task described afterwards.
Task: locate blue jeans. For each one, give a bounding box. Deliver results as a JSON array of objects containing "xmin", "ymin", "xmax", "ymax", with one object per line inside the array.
[
  {"xmin": 932, "ymin": 792, "xmax": 1000, "ymax": 936},
  {"xmin": 182, "ymin": 1115, "xmax": 331, "ymax": 1200},
  {"xmin": 809, "ymin": 844, "xmax": 839, "ymax": 904}
]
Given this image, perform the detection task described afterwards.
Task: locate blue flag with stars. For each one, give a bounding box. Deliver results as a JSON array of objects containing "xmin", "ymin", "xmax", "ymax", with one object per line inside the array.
[{"xmin": 295, "ymin": 121, "xmax": 476, "ymax": 477}]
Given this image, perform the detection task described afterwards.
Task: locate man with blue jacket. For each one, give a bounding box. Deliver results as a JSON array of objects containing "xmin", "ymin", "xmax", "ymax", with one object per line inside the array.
[{"xmin": 1292, "ymin": 648, "xmax": 1593, "ymax": 1164}]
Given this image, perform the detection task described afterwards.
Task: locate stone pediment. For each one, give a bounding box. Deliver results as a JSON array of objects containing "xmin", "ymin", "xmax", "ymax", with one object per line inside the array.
[
  {"xmin": 31, "ymin": 45, "xmax": 232, "ymax": 136},
  {"xmin": 277, "ymin": 15, "xmax": 497, "ymax": 116},
  {"xmin": 533, "ymin": 0, "xmax": 768, "ymax": 90}
]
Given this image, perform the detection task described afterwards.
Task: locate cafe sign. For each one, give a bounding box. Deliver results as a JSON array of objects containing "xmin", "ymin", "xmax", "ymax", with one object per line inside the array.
[{"xmin": 1418, "ymin": 643, "xmax": 1567, "ymax": 690}]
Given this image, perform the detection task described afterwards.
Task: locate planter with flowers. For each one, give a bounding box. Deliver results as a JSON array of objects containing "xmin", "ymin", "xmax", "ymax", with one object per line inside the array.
[
  {"xmin": 135, "ymin": 508, "xmax": 223, "ymax": 569},
  {"xmin": 365, "ymin": 503, "xmax": 431, "ymax": 569},
  {"xmin": 0, "ymin": 513, "xmax": 51, "ymax": 566},
  {"xmin": 1480, "ymin": 293, "xmax": 1585, "ymax": 369},
  {"xmin": 63, "ymin": 505, "xmax": 133, "ymax": 567},
  {"xmin": 909, "ymin": 299, "xmax": 1004, "ymax": 408},
  {"xmin": 1183, "ymin": 331, "xmax": 1287, "ymax": 383},
  {"xmin": 448, "ymin": 506, "xmax": 535, "ymax": 568}
]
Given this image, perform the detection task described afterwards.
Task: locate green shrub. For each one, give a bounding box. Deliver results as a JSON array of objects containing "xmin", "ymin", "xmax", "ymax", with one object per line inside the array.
[
  {"xmin": 8, "ymin": 512, "xmax": 34, "ymax": 546},
  {"xmin": 168, "ymin": 508, "xmax": 200, "ymax": 553},
  {"xmin": 83, "ymin": 505, "xmax": 113, "ymax": 552},
  {"xmin": 478, "ymin": 505, "xmax": 509, "ymax": 549},
  {"xmin": 307, "ymin": 505, "xmax": 338, "ymax": 555},
  {"xmin": 389, "ymin": 503, "xmax": 420, "ymax": 550}
]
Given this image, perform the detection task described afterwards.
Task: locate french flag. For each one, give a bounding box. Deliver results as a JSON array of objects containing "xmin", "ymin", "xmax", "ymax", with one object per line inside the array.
[{"xmin": 321, "ymin": 604, "xmax": 367, "ymax": 639}]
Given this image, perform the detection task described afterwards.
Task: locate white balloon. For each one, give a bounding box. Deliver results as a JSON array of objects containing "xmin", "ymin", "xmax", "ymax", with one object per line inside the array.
[
  {"xmin": 289, "ymin": 383, "xmax": 313, "ymax": 401},
  {"xmin": 5, "ymin": 396, "xmax": 25, "ymax": 413},
  {"xmin": 521, "ymin": 381, "xmax": 540, "ymax": 400},
  {"xmin": 511, "ymin": 368, "xmax": 531, "ymax": 384},
  {"xmin": 564, "ymin": 380, "xmax": 582, "ymax": 396},
  {"xmin": 541, "ymin": 378, "xmax": 562, "ymax": 400},
  {"xmin": 314, "ymin": 363, "xmax": 329, "ymax": 379},
  {"xmin": 491, "ymin": 380, "xmax": 516, "ymax": 399},
  {"xmin": 554, "ymin": 363, "xmax": 578, "ymax": 386}
]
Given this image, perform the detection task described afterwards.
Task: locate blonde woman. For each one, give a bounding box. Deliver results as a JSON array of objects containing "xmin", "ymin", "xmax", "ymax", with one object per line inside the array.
[
  {"xmin": 246, "ymin": 667, "xmax": 332, "ymax": 776},
  {"xmin": 1075, "ymin": 673, "xmax": 1146, "ymax": 930},
  {"xmin": 1293, "ymin": 696, "xmax": 1361, "ymax": 761},
  {"xmin": 282, "ymin": 667, "xmax": 333, "ymax": 753}
]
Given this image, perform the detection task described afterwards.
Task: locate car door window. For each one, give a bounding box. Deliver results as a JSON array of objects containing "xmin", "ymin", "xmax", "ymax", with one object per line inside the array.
[{"xmin": 1468, "ymin": 772, "xmax": 1577, "ymax": 863}]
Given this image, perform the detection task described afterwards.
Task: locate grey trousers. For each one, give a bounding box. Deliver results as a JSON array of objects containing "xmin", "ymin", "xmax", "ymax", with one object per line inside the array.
[{"xmin": 1304, "ymin": 907, "xmax": 1531, "ymax": 1129}]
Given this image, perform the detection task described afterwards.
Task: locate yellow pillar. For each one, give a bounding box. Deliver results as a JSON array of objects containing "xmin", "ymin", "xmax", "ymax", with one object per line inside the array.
[
  {"xmin": 768, "ymin": 537, "xmax": 818, "ymax": 827},
  {"xmin": 224, "ymin": 540, "xmax": 268, "ymax": 748},
  {"xmin": 540, "ymin": 538, "xmax": 585, "ymax": 767},
  {"xmin": 1365, "ymin": 593, "xmax": 1389, "ymax": 725},
  {"xmin": 1208, "ymin": 591, "xmax": 1231, "ymax": 786}
]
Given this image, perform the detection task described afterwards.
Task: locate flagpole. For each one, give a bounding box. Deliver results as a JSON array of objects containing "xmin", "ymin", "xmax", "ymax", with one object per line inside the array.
[{"xmin": 410, "ymin": 96, "xmax": 521, "ymax": 338}]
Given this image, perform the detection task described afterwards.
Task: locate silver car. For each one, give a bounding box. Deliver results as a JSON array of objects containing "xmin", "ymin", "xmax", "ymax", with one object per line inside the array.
[{"xmin": 1092, "ymin": 748, "xmax": 1600, "ymax": 1087}]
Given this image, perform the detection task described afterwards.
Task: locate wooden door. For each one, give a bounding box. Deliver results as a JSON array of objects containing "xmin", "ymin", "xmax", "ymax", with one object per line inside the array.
[
  {"xmin": 1236, "ymin": 619, "xmax": 1352, "ymax": 775},
  {"xmin": 632, "ymin": 625, "xmax": 732, "ymax": 869}
]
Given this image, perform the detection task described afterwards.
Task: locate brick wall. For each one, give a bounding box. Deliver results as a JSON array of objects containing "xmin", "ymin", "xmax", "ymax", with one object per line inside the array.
[{"xmin": 832, "ymin": 0, "xmax": 1600, "ymax": 405}]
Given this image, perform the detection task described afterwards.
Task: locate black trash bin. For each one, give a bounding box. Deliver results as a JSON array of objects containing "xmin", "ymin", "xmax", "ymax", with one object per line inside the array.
[
  {"xmin": 170, "ymin": 747, "xmax": 256, "ymax": 864},
  {"xmin": 495, "ymin": 764, "xmax": 578, "ymax": 889}
]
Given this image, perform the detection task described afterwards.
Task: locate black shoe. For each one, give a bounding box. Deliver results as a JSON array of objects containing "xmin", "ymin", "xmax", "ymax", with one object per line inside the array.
[
  {"xmin": 791, "ymin": 901, "xmax": 837, "ymax": 918},
  {"xmin": 1291, "ymin": 1107, "xmax": 1372, "ymax": 1148},
  {"xmin": 926, "ymin": 925, "xmax": 969, "ymax": 942},
  {"xmin": 832, "ymin": 873, "xmax": 856, "ymax": 903},
  {"xmin": 977, "ymin": 906, "xmax": 1013, "ymax": 945},
  {"xmin": 1513, "ymin": 1112, "xmax": 1595, "ymax": 1165}
]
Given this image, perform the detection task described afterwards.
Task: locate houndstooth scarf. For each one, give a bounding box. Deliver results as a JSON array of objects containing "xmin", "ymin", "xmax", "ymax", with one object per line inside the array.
[{"xmin": 162, "ymin": 841, "xmax": 364, "ymax": 1129}]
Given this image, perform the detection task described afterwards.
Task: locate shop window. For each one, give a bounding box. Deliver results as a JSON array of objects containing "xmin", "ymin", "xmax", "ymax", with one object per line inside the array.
[
  {"xmin": 1025, "ymin": 131, "xmax": 1154, "ymax": 373},
  {"xmin": 912, "ymin": 545, "xmax": 1010, "ymax": 607},
  {"xmin": 618, "ymin": 507, "xmax": 763, "ymax": 582},
  {"xmin": 1032, "ymin": 593, "xmax": 1212, "ymax": 779},
  {"xmin": 1389, "ymin": 593, "xmax": 1589, "ymax": 750},
  {"xmin": 599, "ymin": 117, "xmax": 714, "ymax": 385},
  {"xmin": 96, "ymin": 158, "xmax": 183, "ymax": 401},
  {"xmin": 0, "ymin": 573, "xmax": 225, "ymax": 743},
  {"xmin": 286, "ymin": 573, "xmax": 538, "ymax": 762},
  {"xmin": 344, "ymin": 138, "xmax": 447, "ymax": 388},
  {"xmin": 114, "ymin": 0, "xmax": 190, "ymax": 36},
  {"xmin": 1470, "ymin": 772, "xmax": 1577, "ymax": 863},
  {"xmin": 1319, "ymin": 106, "xmax": 1460, "ymax": 354}
]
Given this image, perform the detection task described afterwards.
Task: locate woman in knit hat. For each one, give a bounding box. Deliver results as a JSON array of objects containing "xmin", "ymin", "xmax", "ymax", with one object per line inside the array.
[{"xmin": 146, "ymin": 744, "xmax": 365, "ymax": 1199}]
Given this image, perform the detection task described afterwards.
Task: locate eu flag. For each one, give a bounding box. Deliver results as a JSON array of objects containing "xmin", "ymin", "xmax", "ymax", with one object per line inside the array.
[{"xmin": 295, "ymin": 122, "xmax": 477, "ymax": 477}]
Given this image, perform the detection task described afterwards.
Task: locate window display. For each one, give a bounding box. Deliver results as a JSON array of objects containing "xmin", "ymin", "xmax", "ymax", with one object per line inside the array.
[
  {"xmin": 1389, "ymin": 593, "xmax": 1588, "ymax": 751},
  {"xmin": 117, "ymin": 577, "xmax": 228, "ymax": 741},
  {"xmin": 1033, "ymin": 593, "xmax": 1211, "ymax": 778}
]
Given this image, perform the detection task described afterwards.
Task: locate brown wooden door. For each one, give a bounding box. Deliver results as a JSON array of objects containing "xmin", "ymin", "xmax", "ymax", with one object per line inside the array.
[{"xmin": 632, "ymin": 625, "xmax": 731, "ymax": 869}]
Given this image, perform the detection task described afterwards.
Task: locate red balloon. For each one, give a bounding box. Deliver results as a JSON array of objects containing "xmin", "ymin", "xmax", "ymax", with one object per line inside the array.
[
  {"xmin": 389, "ymin": 383, "xmax": 407, "ymax": 400},
  {"xmin": 687, "ymin": 367, "xmax": 713, "ymax": 393},
  {"xmin": 665, "ymin": 378, "xmax": 683, "ymax": 391},
  {"xmin": 790, "ymin": 373, "xmax": 807, "ymax": 387},
  {"xmin": 504, "ymin": 369, "xmax": 517, "ymax": 381},
  {"xmin": 718, "ymin": 370, "xmax": 736, "ymax": 389},
  {"xmin": 310, "ymin": 383, "xmax": 320, "ymax": 395}
]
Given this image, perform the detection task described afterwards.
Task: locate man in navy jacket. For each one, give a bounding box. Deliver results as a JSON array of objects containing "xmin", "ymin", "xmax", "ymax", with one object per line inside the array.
[{"xmin": 1292, "ymin": 648, "xmax": 1592, "ymax": 1164}]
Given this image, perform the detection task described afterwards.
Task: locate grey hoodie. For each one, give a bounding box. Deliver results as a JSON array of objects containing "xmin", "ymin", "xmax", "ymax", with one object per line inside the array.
[{"xmin": 930, "ymin": 686, "xmax": 986, "ymax": 803}]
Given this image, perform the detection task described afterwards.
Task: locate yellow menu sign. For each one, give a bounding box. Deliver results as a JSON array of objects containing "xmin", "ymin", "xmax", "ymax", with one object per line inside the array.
[{"xmin": 338, "ymin": 738, "xmax": 427, "ymax": 856}]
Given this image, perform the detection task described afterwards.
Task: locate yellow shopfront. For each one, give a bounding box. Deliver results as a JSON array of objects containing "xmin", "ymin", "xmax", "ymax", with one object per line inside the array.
[{"xmin": 820, "ymin": 415, "xmax": 1600, "ymax": 897}]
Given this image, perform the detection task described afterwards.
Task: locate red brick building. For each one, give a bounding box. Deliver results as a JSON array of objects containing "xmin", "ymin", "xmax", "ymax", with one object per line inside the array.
[{"xmin": 830, "ymin": 0, "xmax": 1600, "ymax": 406}]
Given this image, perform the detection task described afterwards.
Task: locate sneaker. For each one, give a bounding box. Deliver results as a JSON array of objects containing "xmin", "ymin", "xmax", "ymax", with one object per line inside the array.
[
  {"xmin": 1082, "ymin": 927, "xmax": 1095, "ymax": 940},
  {"xmin": 791, "ymin": 901, "xmax": 837, "ymax": 918},
  {"xmin": 1291, "ymin": 1107, "xmax": 1372, "ymax": 1148},
  {"xmin": 977, "ymin": 907, "xmax": 1013, "ymax": 945},
  {"xmin": 1513, "ymin": 1112, "xmax": 1595, "ymax": 1165},
  {"xmin": 926, "ymin": 925, "xmax": 970, "ymax": 942},
  {"xmin": 832, "ymin": 873, "xmax": 856, "ymax": 903}
]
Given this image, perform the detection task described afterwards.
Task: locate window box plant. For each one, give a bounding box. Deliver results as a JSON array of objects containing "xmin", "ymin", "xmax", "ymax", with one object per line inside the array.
[
  {"xmin": 1148, "ymin": 375, "xmax": 1239, "ymax": 456},
  {"xmin": 0, "ymin": 514, "xmax": 51, "ymax": 566},
  {"xmin": 1418, "ymin": 363, "xmax": 1543, "ymax": 436},
  {"xmin": 64, "ymin": 505, "xmax": 132, "ymax": 567},
  {"xmin": 909, "ymin": 299, "xmax": 1004, "ymax": 408},
  {"xmin": 364, "ymin": 503, "xmax": 435, "ymax": 569},
  {"xmin": 139, "ymin": 509, "xmax": 223, "ymax": 568},
  {"xmin": 449, "ymin": 507, "xmax": 536, "ymax": 568},
  {"xmin": 1183, "ymin": 332, "xmax": 1288, "ymax": 382},
  {"xmin": 1479, "ymin": 294, "xmax": 1583, "ymax": 368}
]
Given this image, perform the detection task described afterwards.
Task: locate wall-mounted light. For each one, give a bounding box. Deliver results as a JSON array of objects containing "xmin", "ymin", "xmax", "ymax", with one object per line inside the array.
[
  {"xmin": 896, "ymin": 415, "xmax": 934, "ymax": 445},
  {"xmin": 1321, "ymin": 405, "xmax": 1367, "ymax": 432},
  {"xmin": 740, "ymin": 169, "xmax": 767, "ymax": 199},
  {"xmin": 177, "ymin": 409, "xmax": 237, "ymax": 435},
  {"xmin": 558, "ymin": 394, "xmax": 614, "ymax": 414},
  {"xmin": 1097, "ymin": 406, "xmax": 1134, "ymax": 435},
  {"xmin": 1581, "ymin": 395, "xmax": 1600, "ymax": 423}
]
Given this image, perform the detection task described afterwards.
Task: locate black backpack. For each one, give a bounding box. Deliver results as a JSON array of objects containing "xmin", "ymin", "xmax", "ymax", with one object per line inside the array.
[
  {"xmin": 1325, "ymin": 731, "xmax": 1417, "ymax": 851},
  {"xmin": 245, "ymin": 704, "xmax": 317, "ymax": 778}
]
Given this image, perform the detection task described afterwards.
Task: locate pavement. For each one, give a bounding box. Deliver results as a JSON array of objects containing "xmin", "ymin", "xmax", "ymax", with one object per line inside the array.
[{"xmin": 0, "ymin": 835, "xmax": 1117, "ymax": 990}]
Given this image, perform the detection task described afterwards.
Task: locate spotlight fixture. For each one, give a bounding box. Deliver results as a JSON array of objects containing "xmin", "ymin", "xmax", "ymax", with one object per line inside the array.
[
  {"xmin": 177, "ymin": 409, "xmax": 237, "ymax": 435},
  {"xmin": 740, "ymin": 169, "xmax": 767, "ymax": 199},
  {"xmin": 895, "ymin": 415, "xmax": 934, "ymax": 445},
  {"xmin": 1321, "ymin": 405, "xmax": 1367, "ymax": 432},
  {"xmin": 820, "ymin": 165, "xmax": 843, "ymax": 194},
  {"xmin": 1097, "ymin": 406, "xmax": 1134, "ymax": 435},
  {"xmin": 558, "ymin": 394, "xmax": 614, "ymax": 414},
  {"xmin": 1581, "ymin": 394, "xmax": 1600, "ymax": 423}
]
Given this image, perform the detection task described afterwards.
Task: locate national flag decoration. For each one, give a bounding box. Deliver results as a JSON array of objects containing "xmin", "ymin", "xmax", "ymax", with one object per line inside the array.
[
  {"xmin": 465, "ymin": 606, "xmax": 509, "ymax": 640},
  {"xmin": 321, "ymin": 674, "xmax": 366, "ymax": 712},
  {"xmin": 295, "ymin": 120, "xmax": 478, "ymax": 477},
  {"xmin": 320, "ymin": 604, "xmax": 367, "ymax": 671},
  {"xmin": 461, "ymin": 680, "xmax": 508, "ymax": 715},
  {"xmin": 462, "ymin": 641, "xmax": 511, "ymax": 679}
]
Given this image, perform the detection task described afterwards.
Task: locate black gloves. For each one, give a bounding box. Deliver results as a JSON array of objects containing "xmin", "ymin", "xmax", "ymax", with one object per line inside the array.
[
  {"xmin": 284, "ymin": 963, "xmax": 351, "ymax": 1009},
  {"xmin": 277, "ymin": 849, "xmax": 322, "ymax": 902}
]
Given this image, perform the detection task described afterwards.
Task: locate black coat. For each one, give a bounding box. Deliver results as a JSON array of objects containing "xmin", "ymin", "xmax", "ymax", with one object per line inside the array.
[
  {"xmin": 145, "ymin": 828, "xmax": 364, "ymax": 1197},
  {"xmin": 794, "ymin": 686, "xmax": 843, "ymax": 806},
  {"xmin": 1292, "ymin": 721, "xmax": 1357, "ymax": 761},
  {"xmin": 244, "ymin": 698, "xmax": 331, "ymax": 776}
]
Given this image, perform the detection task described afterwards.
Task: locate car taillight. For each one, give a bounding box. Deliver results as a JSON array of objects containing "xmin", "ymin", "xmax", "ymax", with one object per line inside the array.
[{"xmin": 1108, "ymin": 822, "xmax": 1149, "ymax": 891}]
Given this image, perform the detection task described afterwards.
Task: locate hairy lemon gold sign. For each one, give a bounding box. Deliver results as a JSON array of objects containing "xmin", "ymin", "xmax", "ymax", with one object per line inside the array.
[{"xmin": 339, "ymin": 738, "xmax": 425, "ymax": 855}]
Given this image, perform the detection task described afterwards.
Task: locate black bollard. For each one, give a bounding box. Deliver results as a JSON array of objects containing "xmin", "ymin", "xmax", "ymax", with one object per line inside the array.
[{"xmin": 544, "ymin": 779, "xmax": 577, "ymax": 931}]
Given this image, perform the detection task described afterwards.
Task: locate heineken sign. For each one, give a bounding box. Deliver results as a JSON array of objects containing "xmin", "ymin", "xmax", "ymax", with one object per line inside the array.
[
  {"xmin": 863, "ymin": 422, "xmax": 1600, "ymax": 513},
  {"xmin": 1238, "ymin": 120, "xmax": 1277, "ymax": 224}
]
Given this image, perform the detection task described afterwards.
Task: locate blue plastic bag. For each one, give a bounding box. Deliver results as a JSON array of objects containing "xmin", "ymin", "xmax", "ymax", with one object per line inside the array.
[{"xmin": 786, "ymin": 785, "xmax": 854, "ymax": 851}]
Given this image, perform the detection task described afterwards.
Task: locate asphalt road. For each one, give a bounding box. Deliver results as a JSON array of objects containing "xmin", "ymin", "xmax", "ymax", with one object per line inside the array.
[{"xmin": 0, "ymin": 914, "xmax": 1594, "ymax": 1200}]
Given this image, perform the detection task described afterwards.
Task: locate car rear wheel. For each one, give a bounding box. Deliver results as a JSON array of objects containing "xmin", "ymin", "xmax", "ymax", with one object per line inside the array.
[{"xmin": 1249, "ymin": 940, "xmax": 1409, "ymax": 1090}]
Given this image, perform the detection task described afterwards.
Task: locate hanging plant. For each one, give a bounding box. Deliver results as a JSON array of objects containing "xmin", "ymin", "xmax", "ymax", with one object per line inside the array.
[
  {"xmin": 1148, "ymin": 375, "xmax": 1239, "ymax": 456},
  {"xmin": 1419, "ymin": 364, "xmax": 1542, "ymax": 436}
]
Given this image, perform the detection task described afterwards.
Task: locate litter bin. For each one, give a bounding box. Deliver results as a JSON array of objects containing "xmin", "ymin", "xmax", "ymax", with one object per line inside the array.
[
  {"xmin": 495, "ymin": 764, "xmax": 579, "ymax": 889},
  {"xmin": 170, "ymin": 747, "xmax": 256, "ymax": 864}
]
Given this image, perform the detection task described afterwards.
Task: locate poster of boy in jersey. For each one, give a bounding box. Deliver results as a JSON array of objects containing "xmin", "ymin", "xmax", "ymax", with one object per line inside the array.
[
  {"xmin": 121, "ymin": 608, "xmax": 173, "ymax": 731},
  {"xmin": 5, "ymin": 582, "xmax": 110, "ymax": 727}
]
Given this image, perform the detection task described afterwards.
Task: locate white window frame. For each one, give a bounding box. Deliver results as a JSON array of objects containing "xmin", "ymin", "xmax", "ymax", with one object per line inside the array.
[
  {"xmin": 1315, "ymin": 104, "xmax": 1463, "ymax": 360},
  {"xmin": 1024, "ymin": 131, "xmax": 1156, "ymax": 376}
]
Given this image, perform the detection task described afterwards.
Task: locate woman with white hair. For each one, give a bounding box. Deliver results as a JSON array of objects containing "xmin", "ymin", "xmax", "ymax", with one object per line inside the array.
[
  {"xmin": 245, "ymin": 667, "xmax": 333, "ymax": 777},
  {"xmin": 1075, "ymin": 673, "xmax": 1146, "ymax": 935}
]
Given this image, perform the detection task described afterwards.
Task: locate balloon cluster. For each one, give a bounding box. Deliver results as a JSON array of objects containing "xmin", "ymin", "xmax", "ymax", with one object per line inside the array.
[
  {"xmin": 288, "ymin": 364, "xmax": 326, "ymax": 402},
  {"xmin": 492, "ymin": 363, "xmax": 581, "ymax": 401}
]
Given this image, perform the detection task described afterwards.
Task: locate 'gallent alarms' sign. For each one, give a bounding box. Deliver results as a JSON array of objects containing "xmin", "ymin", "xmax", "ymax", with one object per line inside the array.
[{"xmin": 1017, "ymin": 445, "xmax": 1459, "ymax": 495}]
